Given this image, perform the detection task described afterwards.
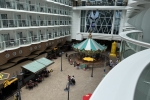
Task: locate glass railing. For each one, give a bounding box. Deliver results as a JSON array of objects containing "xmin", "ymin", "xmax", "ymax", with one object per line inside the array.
[
  {"xmin": 0, "ymin": 19, "xmax": 72, "ymax": 28},
  {"xmin": 0, "ymin": 31, "xmax": 70, "ymax": 50},
  {"xmin": 51, "ymin": 0, "xmax": 73, "ymax": 6},
  {"xmin": 4, "ymin": 39, "xmax": 19, "ymax": 49},
  {"xmin": 121, "ymin": 40, "xmax": 148, "ymax": 59},
  {"xmin": 0, "ymin": 0, "xmax": 72, "ymax": 16},
  {"xmin": 74, "ymin": 1, "xmax": 127, "ymax": 6},
  {"xmin": 19, "ymin": 37, "xmax": 31, "ymax": 45},
  {"xmin": 134, "ymin": 63, "xmax": 150, "ymax": 100}
]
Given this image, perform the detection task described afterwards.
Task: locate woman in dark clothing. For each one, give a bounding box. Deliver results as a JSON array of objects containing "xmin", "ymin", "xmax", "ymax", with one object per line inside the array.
[{"xmin": 66, "ymin": 53, "xmax": 68, "ymax": 58}]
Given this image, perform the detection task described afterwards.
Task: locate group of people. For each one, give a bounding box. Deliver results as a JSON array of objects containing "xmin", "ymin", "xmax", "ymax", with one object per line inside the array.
[
  {"xmin": 109, "ymin": 57, "xmax": 120, "ymax": 68},
  {"xmin": 66, "ymin": 53, "xmax": 73, "ymax": 65},
  {"xmin": 68, "ymin": 75, "xmax": 76, "ymax": 85},
  {"xmin": 26, "ymin": 69, "xmax": 52, "ymax": 89}
]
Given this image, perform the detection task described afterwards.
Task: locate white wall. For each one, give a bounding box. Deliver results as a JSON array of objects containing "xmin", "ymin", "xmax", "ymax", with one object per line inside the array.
[
  {"xmin": 71, "ymin": 10, "xmax": 81, "ymax": 40},
  {"xmin": 141, "ymin": 8, "xmax": 150, "ymax": 43},
  {"xmin": 119, "ymin": 10, "xmax": 127, "ymax": 34},
  {"xmin": 128, "ymin": 7, "xmax": 150, "ymax": 43}
]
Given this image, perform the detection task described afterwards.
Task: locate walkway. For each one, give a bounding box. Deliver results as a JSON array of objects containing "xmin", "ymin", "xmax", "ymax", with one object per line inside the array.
[{"xmin": 18, "ymin": 51, "xmax": 110, "ymax": 100}]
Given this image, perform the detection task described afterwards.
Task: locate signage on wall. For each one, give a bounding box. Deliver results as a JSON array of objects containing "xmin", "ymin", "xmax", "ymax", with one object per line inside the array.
[
  {"xmin": 0, "ymin": 72, "xmax": 10, "ymax": 80},
  {"xmin": 3, "ymin": 78, "xmax": 18, "ymax": 88}
]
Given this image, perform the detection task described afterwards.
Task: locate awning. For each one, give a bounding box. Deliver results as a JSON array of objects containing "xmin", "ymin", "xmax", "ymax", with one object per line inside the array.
[
  {"xmin": 22, "ymin": 61, "xmax": 45, "ymax": 73},
  {"xmin": 36, "ymin": 57, "xmax": 53, "ymax": 66},
  {"xmin": 22, "ymin": 58, "xmax": 53, "ymax": 73}
]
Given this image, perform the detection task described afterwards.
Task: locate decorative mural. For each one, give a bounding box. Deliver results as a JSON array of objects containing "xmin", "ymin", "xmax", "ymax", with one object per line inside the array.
[{"xmin": 81, "ymin": 10, "xmax": 122, "ymax": 34}]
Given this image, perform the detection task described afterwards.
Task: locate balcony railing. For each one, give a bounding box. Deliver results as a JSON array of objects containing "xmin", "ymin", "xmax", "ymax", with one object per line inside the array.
[
  {"xmin": 74, "ymin": 1, "xmax": 127, "ymax": 6},
  {"xmin": 0, "ymin": 0, "xmax": 72, "ymax": 16},
  {"xmin": 51, "ymin": 0, "xmax": 73, "ymax": 6},
  {"xmin": 0, "ymin": 19, "xmax": 72, "ymax": 28},
  {"xmin": 0, "ymin": 31, "xmax": 71, "ymax": 51}
]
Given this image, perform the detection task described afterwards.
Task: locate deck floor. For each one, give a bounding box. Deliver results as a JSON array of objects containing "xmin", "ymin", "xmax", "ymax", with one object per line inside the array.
[{"xmin": 9, "ymin": 51, "xmax": 110, "ymax": 100}]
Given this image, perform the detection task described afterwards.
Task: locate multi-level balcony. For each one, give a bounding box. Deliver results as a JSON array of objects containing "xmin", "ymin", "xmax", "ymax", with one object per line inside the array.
[
  {"xmin": 0, "ymin": 19, "xmax": 71, "ymax": 28},
  {"xmin": 51, "ymin": 0, "xmax": 73, "ymax": 6},
  {"xmin": 0, "ymin": 30, "xmax": 71, "ymax": 51},
  {"xmin": 73, "ymin": 0, "xmax": 128, "ymax": 6},
  {"xmin": 0, "ymin": 0, "xmax": 72, "ymax": 16}
]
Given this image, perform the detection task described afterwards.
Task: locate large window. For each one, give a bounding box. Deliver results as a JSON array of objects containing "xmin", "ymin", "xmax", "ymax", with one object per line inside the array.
[
  {"xmin": 113, "ymin": 10, "xmax": 122, "ymax": 34},
  {"xmin": 81, "ymin": 10, "xmax": 114, "ymax": 34},
  {"xmin": 80, "ymin": 10, "xmax": 122, "ymax": 34}
]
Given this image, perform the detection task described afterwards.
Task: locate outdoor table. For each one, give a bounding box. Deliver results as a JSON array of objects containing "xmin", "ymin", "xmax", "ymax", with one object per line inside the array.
[
  {"xmin": 10, "ymin": 41, "xmax": 15, "ymax": 46},
  {"xmin": 23, "ymin": 39, "xmax": 26, "ymax": 44}
]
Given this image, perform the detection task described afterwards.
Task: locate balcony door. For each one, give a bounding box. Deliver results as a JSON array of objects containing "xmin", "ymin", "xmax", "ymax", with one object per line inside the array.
[
  {"xmin": 1, "ymin": 14, "xmax": 7, "ymax": 27},
  {"xmin": 0, "ymin": 0, "xmax": 6, "ymax": 8},
  {"xmin": 17, "ymin": 15, "xmax": 21, "ymax": 27},
  {"xmin": 1, "ymin": 33, "xmax": 10, "ymax": 47},
  {"xmin": 17, "ymin": 32, "xmax": 23, "ymax": 44},
  {"xmin": 28, "ymin": 31, "xmax": 33, "ymax": 42}
]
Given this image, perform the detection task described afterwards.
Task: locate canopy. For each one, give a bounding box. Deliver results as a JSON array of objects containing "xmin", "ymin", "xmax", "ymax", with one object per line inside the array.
[
  {"xmin": 36, "ymin": 57, "xmax": 53, "ymax": 66},
  {"xmin": 22, "ymin": 61, "xmax": 46, "ymax": 73},
  {"xmin": 22, "ymin": 58, "xmax": 53, "ymax": 73},
  {"xmin": 73, "ymin": 37, "xmax": 107, "ymax": 55}
]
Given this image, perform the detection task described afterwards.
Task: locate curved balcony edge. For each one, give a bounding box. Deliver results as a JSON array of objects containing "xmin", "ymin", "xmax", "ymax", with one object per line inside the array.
[
  {"xmin": 119, "ymin": 30, "xmax": 150, "ymax": 48},
  {"xmin": 90, "ymin": 48, "xmax": 150, "ymax": 100}
]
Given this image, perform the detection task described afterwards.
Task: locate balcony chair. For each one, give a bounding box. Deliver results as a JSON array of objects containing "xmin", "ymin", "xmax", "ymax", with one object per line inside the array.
[
  {"xmin": 40, "ymin": 21, "xmax": 44, "ymax": 26},
  {"xmin": 48, "ymin": 21, "xmax": 51, "ymax": 25},
  {"xmin": 32, "ymin": 21, "xmax": 37, "ymax": 26},
  {"xmin": 78, "ymin": 0, "xmax": 82, "ymax": 6},
  {"xmin": 41, "ymin": 8, "xmax": 44, "ymax": 12},
  {"xmin": 10, "ymin": 39, "xmax": 15, "ymax": 46},
  {"xmin": 48, "ymin": 9, "xmax": 51, "ymax": 13},
  {"xmin": 6, "ymin": 2, "xmax": 11, "ymax": 8},
  {"xmin": 19, "ymin": 4, "xmax": 24, "ymax": 10},
  {"xmin": 30, "ymin": 6, "xmax": 35, "ymax": 11},
  {"xmin": 3, "ymin": 20, "xmax": 8, "ymax": 27},
  {"xmin": 22, "ymin": 20, "xmax": 27, "ymax": 26},
  {"xmin": 55, "ymin": 21, "xmax": 57, "ymax": 25}
]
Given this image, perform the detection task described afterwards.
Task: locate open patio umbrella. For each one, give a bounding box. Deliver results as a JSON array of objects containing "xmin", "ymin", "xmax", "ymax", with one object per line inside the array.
[
  {"xmin": 83, "ymin": 57, "xmax": 95, "ymax": 77},
  {"xmin": 83, "ymin": 57, "xmax": 95, "ymax": 62},
  {"xmin": 83, "ymin": 93, "xmax": 92, "ymax": 100},
  {"xmin": 72, "ymin": 33, "xmax": 107, "ymax": 55}
]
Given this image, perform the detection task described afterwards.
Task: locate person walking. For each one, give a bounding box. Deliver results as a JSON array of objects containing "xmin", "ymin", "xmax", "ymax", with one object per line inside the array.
[
  {"xmin": 68, "ymin": 75, "xmax": 71, "ymax": 81},
  {"xmin": 66, "ymin": 53, "xmax": 68, "ymax": 58},
  {"xmin": 71, "ymin": 76, "xmax": 75, "ymax": 85},
  {"xmin": 70, "ymin": 58, "xmax": 72, "ymax": 65},
  {"xmin": 116, "ymin": 59, "xmax": 119, "ymax": 65}
]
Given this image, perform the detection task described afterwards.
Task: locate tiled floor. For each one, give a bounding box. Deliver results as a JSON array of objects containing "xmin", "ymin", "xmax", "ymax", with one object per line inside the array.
[{"xmin": 18, "ymin": 51, "xmax": 110, "ymax": 100}]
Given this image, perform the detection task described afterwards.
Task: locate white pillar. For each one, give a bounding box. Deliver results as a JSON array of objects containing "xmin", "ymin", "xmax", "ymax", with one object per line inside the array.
[
  {"xmin": 119, "ymin": 10, "xmax": 126, "ymax": 34},
  {"xmin": 71, "ymin": 10, "xmax": 81, "ymax": 40},
  {"xmin": 111, "ymin": 11, "xmax": 116, "ymax": 36}
]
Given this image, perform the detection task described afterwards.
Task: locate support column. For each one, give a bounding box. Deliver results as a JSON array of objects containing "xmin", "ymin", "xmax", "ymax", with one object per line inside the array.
[
  {"xmin": 110, "ymin": 11, "xmax": 116, "ymax": 37},
  {"xmin": 119, "ymin": 10, "xmax": 127, "ymax": 34}
]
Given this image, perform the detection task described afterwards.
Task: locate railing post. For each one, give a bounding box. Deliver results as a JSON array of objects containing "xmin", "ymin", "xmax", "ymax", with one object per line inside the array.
[
  {"xmin": 3, "ymin": 41, "xmax": 6, "ymax": 49},
  {"xmin": 30, "ymin": 37, "xmax": 32, "ymax": 43},
  {"xmin": 39, "ymin": 35, "xmax": 41, "ymax": 41},
  {"xmin": 1, "ymin": 20, "xmax": 3, "ymax": 28},
  {"xmin": 18, "ymin": 38, "xmax": 20, "ymax": 46}
]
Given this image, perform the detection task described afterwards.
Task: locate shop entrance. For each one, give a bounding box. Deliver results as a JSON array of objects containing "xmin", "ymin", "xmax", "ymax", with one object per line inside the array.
[{"xmin": 0, "ymin": 80, "xmax": 18, "ymax": 100}]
